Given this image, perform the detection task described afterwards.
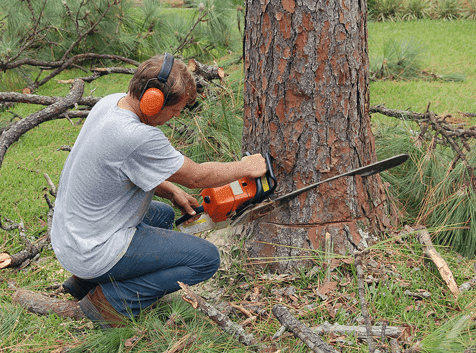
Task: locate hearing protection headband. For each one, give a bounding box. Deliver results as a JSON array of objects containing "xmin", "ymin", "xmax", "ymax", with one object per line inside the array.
[{"xmin": 139, "ymin": 53, "xmax": 174, "ymax": 103}]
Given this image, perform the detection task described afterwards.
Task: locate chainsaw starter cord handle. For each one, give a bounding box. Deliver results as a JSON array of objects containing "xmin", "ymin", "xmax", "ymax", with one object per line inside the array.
[{"xmin": 175, "ymin": 205, "xmax": 204, "ymax": 228}]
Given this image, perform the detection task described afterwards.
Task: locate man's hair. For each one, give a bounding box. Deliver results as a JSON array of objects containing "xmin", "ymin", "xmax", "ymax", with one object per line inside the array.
[{"xmin": 128, "ymin": 54, "xmax": 197, "ymax": 107}]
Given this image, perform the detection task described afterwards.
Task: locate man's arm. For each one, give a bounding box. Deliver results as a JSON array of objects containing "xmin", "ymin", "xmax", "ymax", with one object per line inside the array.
[{"xmin": 167, "ymin": 154, "xmax": 267, "ymax": 189}]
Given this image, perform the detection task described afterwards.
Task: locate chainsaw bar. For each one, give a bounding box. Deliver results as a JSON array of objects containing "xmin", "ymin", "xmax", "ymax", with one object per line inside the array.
[{"xmin": 230, "ymin": 153, "xmax": 409, "ymax": 227}]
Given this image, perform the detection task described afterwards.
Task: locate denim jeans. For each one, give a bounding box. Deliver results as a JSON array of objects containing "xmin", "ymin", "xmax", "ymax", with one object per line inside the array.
[{"xmin": 86, "ymin": 201, "xmax": 220, "ymax": 318}]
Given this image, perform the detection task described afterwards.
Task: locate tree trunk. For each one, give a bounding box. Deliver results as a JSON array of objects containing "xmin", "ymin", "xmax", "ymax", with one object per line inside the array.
[{"xmin": 242, "ymin": 0, "xmax": 392, "ymax": 272}]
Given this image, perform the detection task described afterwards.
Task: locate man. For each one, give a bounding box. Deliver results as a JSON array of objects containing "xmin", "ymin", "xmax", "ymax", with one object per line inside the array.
[{"xmin": 51, "ymin": 54, "xmax": 266, "ymax": 329}]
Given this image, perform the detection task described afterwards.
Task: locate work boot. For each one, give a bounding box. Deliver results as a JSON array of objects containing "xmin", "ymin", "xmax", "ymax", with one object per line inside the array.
[
  {"xmin": 79, "ymin": 285, "xmax": 128, "ymax": 329},
  {"xmin": 63, "ymin": 275, "xmax": 97, "ymax": 300}
]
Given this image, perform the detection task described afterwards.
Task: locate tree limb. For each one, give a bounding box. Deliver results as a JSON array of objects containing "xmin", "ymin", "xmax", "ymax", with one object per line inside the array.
[
  {"xmin": 178, "ymin": 281, "xmax": 266, "ymax": 351},
  {"xmin": 272, "ymin": 304, "xmax": 339, "ymax": 353},
  {"xmin": 0, "ymin": 79, "xmax": 85, "ymax": 170}
]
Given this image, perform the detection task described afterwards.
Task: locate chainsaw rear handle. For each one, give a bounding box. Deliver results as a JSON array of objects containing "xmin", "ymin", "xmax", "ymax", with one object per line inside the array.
[
  {"xmin": 175, "ymin": 205, "xmax": 204, "ymax": 228},
  {"xmin": 250, "ymin": 152, "xmax": 276, "ymax": 204}
]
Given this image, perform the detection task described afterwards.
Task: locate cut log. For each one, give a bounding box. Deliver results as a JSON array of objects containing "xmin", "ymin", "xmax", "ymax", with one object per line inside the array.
[
  {"xmin": 187, "ymin": 58, "xmax": 226, "ymax": 81},
  {"xmin": 272, "ymin": 304, "xmax": 339, "ymax": 353},
  {"xmin": 0, "ymin": 247, "xmax": 40, "ymax": 269},
  {"xmin": 416, "ymin": 227, "xmax": 460, "ymax": 298},
  {"xmin": 13, "ymin": 288, "xmax": 86, "ymax": 319}
]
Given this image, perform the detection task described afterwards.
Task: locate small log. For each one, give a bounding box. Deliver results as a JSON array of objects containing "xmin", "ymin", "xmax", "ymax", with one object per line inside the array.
[
  {"xmin": 188, "ymin": 58, "xmax": 226, "ymax": 81},
  {"xmin": 416, "ymin": 227, "xmax": 460, "ymax": 298},
  {"xmin": 0, "ymin": 247, "xmax": 40, "ymax": 269},
  {"xmin": 178, "ymin": 282, "xmax": 266, "ymax": 350},
  {"xmin": 310, "ymin": 322, "xmax": 410, "ymax": 340},
  {"xmin": 13, "ymin": 288, "xmax": 86, "ymax": 319},
  {"xmin": 272, "ymin": 304, "xmax": 339, "ymax": 353}
]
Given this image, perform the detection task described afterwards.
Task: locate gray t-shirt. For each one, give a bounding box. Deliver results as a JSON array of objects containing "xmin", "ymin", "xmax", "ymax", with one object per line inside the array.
[{"xmin": 51, "ymin": 93, "xmax": 184, "ymax": 279}]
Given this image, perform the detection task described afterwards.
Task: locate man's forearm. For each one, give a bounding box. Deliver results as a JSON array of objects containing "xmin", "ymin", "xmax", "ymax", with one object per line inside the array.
[{"xmin": 154, "ymin": 181, "xmax": 182, "ymax": 200}]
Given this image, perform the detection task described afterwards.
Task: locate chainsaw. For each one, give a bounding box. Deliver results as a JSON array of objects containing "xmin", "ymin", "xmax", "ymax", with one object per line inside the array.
[{"xmin": 175, "ymin": 153, "xmax": 409, "ymax": 234}]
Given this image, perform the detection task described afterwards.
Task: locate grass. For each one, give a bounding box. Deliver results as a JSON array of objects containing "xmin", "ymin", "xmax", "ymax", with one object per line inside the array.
[
  {"xmin": 369, "ymin": 19, "xmax": 476, "ymax": 116},
  {"xmin": 2, "ymin": 19, "xmax": 476, "ymax": 353}
]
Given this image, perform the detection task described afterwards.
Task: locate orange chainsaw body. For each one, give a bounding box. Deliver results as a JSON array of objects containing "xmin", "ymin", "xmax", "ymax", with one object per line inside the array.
[{"xmin": 201, "ymin": 176, "xmax": 257, "ymax": 222}]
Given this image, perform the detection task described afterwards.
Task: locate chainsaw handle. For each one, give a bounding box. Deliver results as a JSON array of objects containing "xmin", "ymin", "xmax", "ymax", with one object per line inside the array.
[{"xmin": 175, "ymin": 205, "xmax": 204, "ymax": 228}]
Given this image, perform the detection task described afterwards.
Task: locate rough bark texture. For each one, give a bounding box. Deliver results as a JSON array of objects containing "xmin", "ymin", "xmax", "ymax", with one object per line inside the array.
[
  {"xmin": 242, "ymin": 0, "xmax": 391, "ymax": 272},
  {"xmin": 13, "ymin": 289, "xmax": 86, "ymax": 319}
]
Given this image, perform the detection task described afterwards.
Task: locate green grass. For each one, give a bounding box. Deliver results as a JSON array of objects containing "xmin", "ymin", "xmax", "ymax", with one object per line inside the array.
[
  {"xmin": 2, "ymin": 19, "xmax": 476, "ymax": 353},
  {"xmin": 369, "ymin": 19, "xmax": 476, "ymax": 115}
]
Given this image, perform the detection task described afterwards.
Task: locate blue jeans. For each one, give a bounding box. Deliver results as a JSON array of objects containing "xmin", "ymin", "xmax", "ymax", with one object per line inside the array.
[{"xmin": 86, "ymin": 201, "xmax": 220, "ymax": 318}]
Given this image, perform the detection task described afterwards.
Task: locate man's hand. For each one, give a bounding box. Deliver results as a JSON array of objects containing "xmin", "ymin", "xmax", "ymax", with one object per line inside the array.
[
  {"xmin": 241, "ymin": 153, "xmax": 267, "ymax": 179},
  {"xmin": 155, "ymin": 181, "xmax": 200, "ymax": 224},
  {"xmin": 171, "ymin": 188, "xmax": 200, "ymax": 217}
]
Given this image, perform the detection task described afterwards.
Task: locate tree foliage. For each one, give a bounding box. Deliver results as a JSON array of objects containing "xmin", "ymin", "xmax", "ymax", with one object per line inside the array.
[{"xmin": 0, "ymin": 0, "xmax": 243, "ymax": 92}]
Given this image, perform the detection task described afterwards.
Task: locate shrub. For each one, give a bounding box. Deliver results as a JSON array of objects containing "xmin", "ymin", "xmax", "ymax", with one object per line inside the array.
[
  {"xmin": 430, "ymin": 0, "xmax": 463, "ymax": 19},
  {"xmin": 462, "ymin": 0, "xmax": 476, "ymax": 19},
  {"xmin": 402, "ymin": 0, "xmax": 430, "ymax": 19},
  {"xmin": 368, "ymin": 0, "xmax": 405, "ymax": 21},
  {"xmin": 370, "ymin": 38, "xmax": 426, "ymax": 80}
]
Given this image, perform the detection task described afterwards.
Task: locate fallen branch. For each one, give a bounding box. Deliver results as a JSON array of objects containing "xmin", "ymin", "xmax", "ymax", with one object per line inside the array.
[
  {"xmin": 415, "ymin": 226, "xmax": 460, "ymax": 298},
  {"xmin": 370, "ymin": 104, "xmax": 476, "ymax": 187},
  {"xmin": 12, "ymin": 288, "xmax": 86, "ymax": 319},
  {"xmin": 178, "ymin": 281, "xmax": 266, "ymax": 351},
  {"xmin": 0, "ymin": 79, "xmax": 85, "ymax": 170},
  {"xmin": 272, "ymin": 304, "xmax": 339, "ymax": 353},
  {"xmin": 310, "ymin": 321, "xmax": 410, "ymax": 340},
  {"xmin": 0, "ymin": 91, "xmax": 99, "ymax": 107}
]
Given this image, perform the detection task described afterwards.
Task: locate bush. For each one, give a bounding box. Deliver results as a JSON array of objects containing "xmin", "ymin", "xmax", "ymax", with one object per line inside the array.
[
  {"xmin": 430, "ymin": 0, "xmax": 463, "ymax": 19},
  {"xmin": 402, "ymin": 0, "xmax": 431, "ymax": 19},
  {"xmin": 369, "ymin": 0, "xmax": 405, "ymax": 21}
]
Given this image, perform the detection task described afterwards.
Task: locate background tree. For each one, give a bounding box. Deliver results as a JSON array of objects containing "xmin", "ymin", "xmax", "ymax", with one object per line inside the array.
[{"xmin": 241, "ymin": 0, "xmax": 393, "ymax": 272}]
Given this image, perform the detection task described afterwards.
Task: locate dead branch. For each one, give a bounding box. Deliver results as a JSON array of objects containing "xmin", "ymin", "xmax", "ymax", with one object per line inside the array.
[
  {"xmin": 57, "ymin": 67, "xmax": 136, "ymax": 84},
  {"xmin": 354, "ymin": 251, "xmax": 376, "ymax": 352},
  {"xmin": 0, "ymin": 91, "xmax": 99, "ymax": 107},
  {"xmin": 0, "ymin": 79, "xmax": 85, "ymax": 170},
  {"xmin": 43, "ymin": 173, "xmax": 58, "ymax": 197},
  {"xmin": 415, "ymin": 226, "xmax": 460, "ymax": 298},
  {"xmin": 178, "ymin": 281, "xmax": 266, "ymax": 351},
  {"xmin": 272, "ymin": 304, "xmax": 339, "ymax": 353},
  {"xmin": 0, "ymin": 216, "xmax": 51, "ymax": 270},
  {"xmin": 370, "ymin": 104, "xmax": 476, "ymax": 187},
  {"xmin": 310, "ymin": 321, "xmax": 410, "ymax": 340},
  {"xmin": 12, "ymin": 288, "xmax": 86, "ymax": 319}
]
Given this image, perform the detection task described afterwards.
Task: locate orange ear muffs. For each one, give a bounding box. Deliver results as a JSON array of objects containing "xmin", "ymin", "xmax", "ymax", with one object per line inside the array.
[
  {"xmin": 139, "ymin": 53, "xmax": 174, "ymax": 116},
  {"xmin": 140, "ymin": 88, "xmax": 165, "ymax": 116}
]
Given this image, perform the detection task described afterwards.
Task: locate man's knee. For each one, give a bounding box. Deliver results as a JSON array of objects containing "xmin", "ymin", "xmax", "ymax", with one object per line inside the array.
[{"xmin": 203, "ymin": 242, "xmax": 220, "ymax": 278}]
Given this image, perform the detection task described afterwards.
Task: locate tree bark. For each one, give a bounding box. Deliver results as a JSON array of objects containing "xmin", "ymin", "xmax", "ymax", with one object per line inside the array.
[
  {"xmin": 13, "ymin": 289, "xmax": 86, "ymax": 319},
  {"xmin": 242, "ymin": 0, "xmax": 391, "ymax": 272}
]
